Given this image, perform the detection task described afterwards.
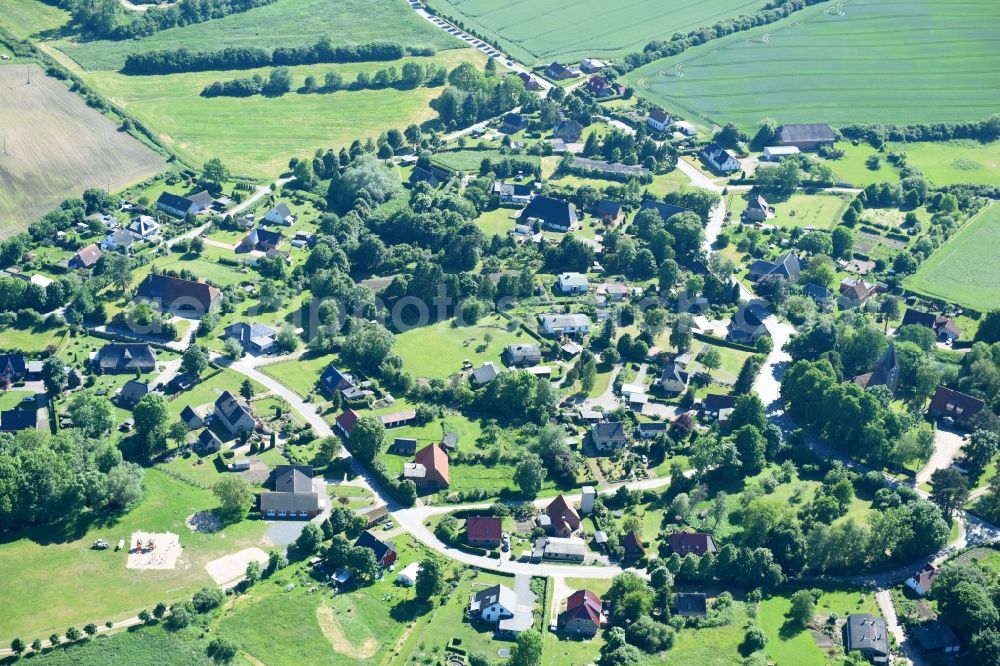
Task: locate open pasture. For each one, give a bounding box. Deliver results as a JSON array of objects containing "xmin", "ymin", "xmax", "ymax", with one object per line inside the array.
[
  {"xmin": 51, "ymin": 0, "xmax": 461, "ymax": 71},
  {"xmin": 626, "ymin": 0, "xmax": 1000, "ymax": 128},
  {"xmin": 431, "ymin": 0, "xmax": 763, "ymax": 65},
  {"xmin": 905, "ymin": 203, "xmax": 1000, "ymax": 311},
  {"xmin": 0, "ymin": 65, "xmax": 166, "ymax": 236}
]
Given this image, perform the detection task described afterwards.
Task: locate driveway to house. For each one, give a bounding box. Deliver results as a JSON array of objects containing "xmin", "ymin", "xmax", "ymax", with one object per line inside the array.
[
  {"xmin": 875, "ymin": 589, "xmax": 918, "ymax": 666},
  {"xmin": 549, "ymin": 575, "xmax": 569, "ymax": 628},
  {"xmin": 578, "ymin": 363, "xmax": 623, "ymax": 411},
  {"xmin": 916, "ymin": 428, "xmax": 966, "ymax": 485},
  {"xmin": 752, "ymin": 317, "xmax": 794, "ymax": 409}
]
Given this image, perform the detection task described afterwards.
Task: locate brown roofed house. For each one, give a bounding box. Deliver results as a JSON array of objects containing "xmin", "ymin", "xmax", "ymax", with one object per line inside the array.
[
  {"xmin": 466, "ymin": 516, "xmax": 503, "ymax": 548},
  {"xmin": 135, "ymin": 274, "xmax": 221, "ymax": 315},
  {"xmin": 622, "ymin": 530, "xmax": 646, "ymax": 560},
  {"xmin": 928, "ymin": 385, "xmax": 986, "ymax": 429},
  {"xmin": 545, "ymin": 494, "xmax": 581, "ymax": 537},
  {"xmin": 405, "ymin": 443, "xmax": 450, "ymax": 490},
  {"xmin": 69, "ymin": 243, "xmax": 102, "ymax": 269},
  {"xmin": 560, "ymin": 590, "xmax": 603, "ymax": 637}
]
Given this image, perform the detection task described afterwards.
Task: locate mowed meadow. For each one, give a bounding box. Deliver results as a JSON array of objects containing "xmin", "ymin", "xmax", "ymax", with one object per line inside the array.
[
  {"xmin": 626, "ymin": 0, "xmax": 1000, "ymax": 128},
  {"xmin": 431, "ymin": 0, "xmax": 762, "ymax": 65},
  {"xmin": 906, "ymin": 202, "xmax": 1000, "ymax": 311},
  {"xmin": 0, "ymin": 64, "xmax": 166, "ymax": 236}
]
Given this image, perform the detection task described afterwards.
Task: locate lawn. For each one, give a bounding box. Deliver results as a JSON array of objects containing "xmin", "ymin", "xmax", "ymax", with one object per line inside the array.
[
  {"xmin": 27, "ymin": 625, "xmax": 213, "ymax": 665},
  {"xmin": 625, "ymin": 0, "xmax": 1000, "ymax": 128},
  {"xmin": 816, "ymin": 142, "xmax": 900, "ymax": 188},
  {"xmin": 67, "ymin": 48, "xmax": 481, "ymax": 178},
  {"xmin": 50, "ymin": 0, "xmax": 461, "ymax": 72},
  {"xmin": 0, "ymin": 0, "xmax": 69, "ymax": 39},
  {"xmin": 765, "ymin": 193, "xmax": 852, "ymax": 231},
  {"xmin": 430, "ymin": 0, "xmax": 764, "ymax": 65},
  {"xmin": 475, "ymin": 207, "xmax": 517, "ymax": 237},
  {"xmin": 906, "ymin": 203, "xmax": 1000, "ymax": 310},
  {"xmin": 432, "ymin": 149, "xmax": 539, "ymax": 173},
  {"xmin": 394, "ymin": 314, "xmax": 530, "ymax": 379},
  {"xmin": 169, "ymin": 368, "xmax": 267, "ymax": 421},
  {"xmin": 0, "ymin": 469, "xmax": 268, "ymax": 639},
  {"xmin": 260, "ymin": 353, "xmax": 339, "ymax": 398},
  {"xmin": 0, "ymin": 322, "xmax": 68, "ymax": 354},
  {"xmin": 890, "ymin": 139, "xmax": 1000, "ymax": 186},
  {"xmin": 656, "ymin": 600, "xmax": 748, "ymax": 665}
]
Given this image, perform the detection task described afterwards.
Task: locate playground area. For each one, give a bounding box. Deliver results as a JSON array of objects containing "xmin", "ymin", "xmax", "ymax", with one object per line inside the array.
[{"xmin": 125, "ymin": 531, "xmax": 182, "ymax": 570}]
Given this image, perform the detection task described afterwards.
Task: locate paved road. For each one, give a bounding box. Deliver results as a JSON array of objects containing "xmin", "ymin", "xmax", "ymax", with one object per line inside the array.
[
  {"xmin": 876, "ymin": 589, "xmax": 918, "ymax": 666},
  {"xmin": 165, "ymin": 177, "xmax": 291, "ymax": 250}
]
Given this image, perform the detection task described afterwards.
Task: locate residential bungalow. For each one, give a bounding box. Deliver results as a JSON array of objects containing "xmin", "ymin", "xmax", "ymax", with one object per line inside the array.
[
  {"xmin": 545, "ymin": 494, "xmax": 581, "ymax": 537},
  {"xmin": 670, "ymin": 531, "xmax": 718, "ymax": 556},
  {"xmin": 658, "ymin": 359, "xmax": 691, "ymax": 394},
  {"xmin": 180, "ymin": 405, "xmax": 205, "ymax": 429},
  {"xmin": 928, "ymin": 385, "xmax": 985, "ymax": 429},
  {"xmin": 116, "ymin": 380, "xmax": 151, "ymax": 408},
  {"xmin": 223, "ymin": 322, "xmax": 278, "ymax": 353},
  {"xmin": 263, "ymin": 202, "xmax": 296, "ymax": 226},
  {"xmin": 404, "ymin": 443, "xmax": 450, "ymax": 490},
  {"xmin": 701, "ymin": 143, "xmax": 740, "ymax": 174},
  {"xmin": 904, "ymin": 563, "xmax": 938, "ymax": 597},
  {"xmin": 68, "ymin": 243, "xmax": 102, "ymax": 270},
  {"xmin": 409, "ymin": 165, "xmax": 449, "ymax": 188},
  {"xmin": 638, "ymin": 199, "xmax": 687, "ymax": 222},
  {"xmin": 579, "ymin": 58, "xmax": 606, "ymax": 73},
  {"xmin": 466, "ymin": 516, "xmax": 503, "ymax": 548},
  {"xmin": 194, "ymin": 428, "xmax": 221, "ymax": 454},
  {"xmin": 471, "ymin": 362, "xmax": 500, "ymax": 386},
  {"xmin": 553, "ymin": 119, "xmax": 584, "ymax": 142},
  {"xmin": 637, "ymin": 422, "xmax": 668, "ymax": 439},
  {"xmin": 622, "ymin": 530, "xmax": 646, "ymax": 561},
  {"xmin": 493, "ymin": 181, "xmax": 536, "ymax": 205},
  {"xmin": 911, "ymin": 621, "xmax": 960, "ymax": 655},
  {"xmin": 675, "ymin": 593, "xmax": 708, "ymax": 618},
  {"xmin": 593, "ymin": 199, "xmax": 624, "ymax": 225},
  {"xmin": 94, "ymin": 343, "xmax": 157, "ymax": 374},
  {"xmin": 334, "ymin": 409, "xmax": 359, "ymax": 437},
  {"xmin": 584, "ymin": 76, "xmax": 624, "ymax": 98},
  {"xmin": 703, "ymin": 393, "xmax": 738, "ymax": 416},
  {"xmin": 727, "ymin": 303, "xmax": 769, "ymax": 343},
  {"xmin": 743, "ymin": 195, "xmax": 771, "ymax": 222},
  {"xmin": 839, "ymin": 278, "xmax": 877, "ymax": 308},
  {"xmin": 854, "ymin": 343, "xmax": 899, "ymax": 394},
  {"xmin": 392, "ymin": 437, "xmax": 417, "ymax": 455},
  {"xmin": 214, "ymin": 390, "xmax": 256, "ymax": 435},
  {"xmin": 355, "ymin": 530, "xmax": 397, "ymax": 567},
  {"xmin": 0, "ymin": 353, "xmax": 26, "ymax": 383},
  {"xmin": 378, "ymin": 409, "xmax": 417, "ymax": 429},
  {"xmin": 505, "ymin": 343, "xmax": 542, "ymax": 367},
  {"xmin": 259, "ymin": 464, "xmax": 320, "ymax": 519},
  {"xmin": 128, "ymin": 215, "xmax": 160, "ymax": 241},
  {"xmin": 544, "ymin": 62, "xmax": 578, "ymax": 80},
  {"xmin": 747, "ymin": 252, "xmax": 800, "ymax": 282},
  {"xmin": 501, "ymin": 112, "xmax": 528, "ymax": 134},
  {"xmin": 557, "ymin": 272, "xmax": 589, "ymax": 294},
  {"xmin": 763, "ymin": 146, "xmax": 800, "ymax": 161},
  {"xmin": 590, "ymin": 421, "xmax": 625, "ymax": 452},
  {"xmin": 520, "ymin": 196, "xmax": 579, "ymax": 231},
  {"xmin": 535, "ymin": 536, "xmax": 586, "ymax": 562},
  {"xmin": 101, "ymin": 228, "xmax": 137, "ymax": 251},
  {"xmin": 779, "ymin": 123, "xmax": 836, "ymax": 151},
  {"xmin": 647, "ymin": 109, "xmax": 671, "ymax": 133},
  {"xmin": 135, "ymin": 274, "xmax": 221, "ymax": 315},
  {"xmin": 320, "ymin": 365, "xmax": 371, "ymax": 402},
  {"xmin": 842, "ymin": 614, "xmax": 888, "ymax": 665},
  {"xmin": 156, "ymin": 192, "xmax": 200, "ymax": 218},
  {"xmin": 560, "ymin": 590, "xmax": 603, "ymax": 637},
  {"xmin": 541, "ymin": 313, "xmax": 591, "ymax": 336},
  {"xmin": 517, "ymin": 72, "xmax": 542, "ymax": 90},
  {"xmin": 0, "ymin": 406, "xmax": 39, "ymax": 433},
  {"xmin": 802, "ymin": 283, "xmax": 834, "ymax": 306},
  {"xmin": 469, "ymin": 583, "xmax": 536, "ymax": 637},
  {"xmin": 900, "ymin": 308, "xmax": 962, "ymax": 341},
  {"xmin": 239, "ymin": 228, "xmax": 283, "ymax": 253}
]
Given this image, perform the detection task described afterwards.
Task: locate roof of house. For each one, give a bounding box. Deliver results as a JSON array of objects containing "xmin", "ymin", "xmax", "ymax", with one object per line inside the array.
[
  {"xmin": 180, "ymin": 405, "xmax": 203, "ymax": 423},
  {"xmin": 507, "ymin": 343, "xmax": 541, "ymax": 360},
  {"xmin": 543, "ymin": 537, "xmax": 587, "ymax": 556},
  {"xmin": 260, "ymin": 470, "xmax": 320, "ymax": 512},
  {"xmin": 703, "ymin": 142, "xmax": 738, "ymax": 166},
  {"xmin": 320, "ymin": 364, "xmax": 353, "ymax": 391},
  {"xmin": 336, "ymin": 409, "xmax": 359, "ymax": 434},
  {"xmin": 472, "ymin": 362, "xmax": 500, "ymax": 385},
  {"xmin": 106, "ymin": 228, "xmax": 136, "ymax": 247},
  {"xmin": 670, "ymin": 531, "xmax": 718, "ymax": 554},
  {"xmin": 393, "ymin": 437, "xmax": 417, "ymax": 452},
  {"xmin": 637, "ymin": 422, "xmax": 668, "ymax": 436},
  {"xmin": 379, "ymin": 409, "xmax": 417, "ymax": 426},
  {"xmin": 197, "ymin": 428, "xmax": 221, "ymax": 448},
  {"xmin": 900, "ymin": 308, "xmax": 938, "ymax": 329},
  {"xmin": 563, "ymin": 589, "xmax": 602, "ymax": 624},
  {"xmin": 594, "ymin": 199, "xmax": 623, "ymax": 219},
  {"xmin": 929, "ymin": 385, "xmax": 986, "ymax": 419},
  {"xmin": 274, "ymin": 464, "xmax": 314, "ymax": 494},
  {"xmin": 675, "ymin": 592, "xmax": 708, "ymax": 616},
  {"xmin": 748, "ymin": 195, "xmax": 769, "ymax": 213},
  {"xmin": 856, "ymin": 343, "xmax": 899, "ymax": 391},
  {"xmin": 638, "ymin": 199, "xmax": 688, "ymax": 222},
  {"xmin": 553, "ymin": 119, "xmax": 583, "ymax": 137},
  {"xmin": 72, "ymin": 243, "xmax": 102, "ymax": 268},
  {"xmin": 0, "ymin": 353, "xmax": 26, "ymax": 377},
  {"xmin": 542, "ymin": 313, "xmax": 591, "ymax": 330},
  {"xmin": 118, "ymin": 379, "xmax": 150, "ymax": 402},
  {"xmin": 355, "ymin": 530, "xmax": 395, "ymax": 562},
  {"xmin": 592, "ymin": 421, "xmax": 625, "ymax": 442},
  {"xmin": 704, "ymin": 393, "xmax": 738, "ymax": 412},
  {"xmin": 136, "ymin": 274, "xmax": 220, "ymax": 312},
  {"xmin": 267, "ymin": 202, "xmax": 293, "ymax": 219},
  {"xmin": 911, "ymin": 621, "xmax": 959, "ymax": 651},
  {"xmin": 215, "ymin": 390, "xmax": 253, "ymax": 425},
  {"xmin": 546, "ymin": 494, "xmax": 580, "ymax": 529},
  {"xmin": 545, "ymin": 62, "xmax": 573, "ymax": 77},
  {"xmin": 156, "ymin": 191, "xmax": 194, "ymax": 212},
  {"xmin": 96, "ymin": 343, "xmax": 157, "ymax": 371},
  {"xmin": 414, "ymin": 442, "xmax": 449, "ymax": 485},
  {"xmin": 779, "ymin": 123, "xmax": 836, "ymax": 144},
  {"xmin": 521, "ymin": 196, "xmax": 577, "ymax": 228},
  {"xmin": 471, "ymin": 584, "xmax": 516, "ymax": 613},
  {"xmin": 189, "ymin": 190, "xmax": 214, "ymax": 208},
  {"xmin": 502, "ymin": 112, "xmax": 525, "ymax": 127},
  {"xmin": 467, "ymin": 516, "xmax": 503, "ymax": 542},
  {"xmin": 649, "ymin": 109, "xmax": 670, "ymax": 123},
  {"xmin": 803, "ymin": 283, "xmax": 833, "ymax": 302},
  {"xmin": 128, "ymin": 215, "xmax": 159, "ymax": 236},
  {"xmin": 844, "ymin": 614, "xmax": 888, "ymax": 657},
  {"xmin": 0, "ymin": 408, "xmax": 37, "ymax": 432},
  {"xmin": 622, "ymin": 530, "xmax": 645, "ymax": 556},
  {"xmin": 558, "ymin": 272, "xmax": 589, "ymax": 288},
  {"xmin": 912, "ymin": 563, "xmax": 938, "ymax": 591},
  {"xmin": 224, "ymin": 322, "xmax": 278, "ymax": 346}
]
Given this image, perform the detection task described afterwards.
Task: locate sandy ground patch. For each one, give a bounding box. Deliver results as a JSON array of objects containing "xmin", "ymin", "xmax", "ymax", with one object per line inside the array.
[
  {"xmin": 126, "ymin": 532, "xmax": 182, "ymax": 570},
  {"xmin": 316, "ymin": 605, "xmax": 378, "ymax": 659},
  {"xmin": 186, "ymin": 511, "xmax": 222, "ymax": 533},
  {"xmin": 205, "ymin": 547, "xmax": 269, "ymax": 585}
]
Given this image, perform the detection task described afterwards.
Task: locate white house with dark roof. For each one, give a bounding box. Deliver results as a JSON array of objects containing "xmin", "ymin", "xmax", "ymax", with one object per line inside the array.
[
  {"xmin": 222, "ymin": 322, "xmax": 278, "ymax": 353},
  {"xmin": 701, "ymin": 143, "xmax": 740, "ymax": 174},
  {"xmin": 260, "ymin": 464, "xmax": 321, "ymax": 519},
  {"xmin": 541, "ymin": 313, "xmax": 591, "ymax": 336},
  {"xmin": 127, "ymin": 215, "xmax": 160, "ymax": 240},
  {"xmin": 263, "ymin": 202, "xmax": 296, "ymax": 226},
  {"xmin": 214, "ymin": 390, "xmax": 256, "ymax": 435},
  {"xmin": 647, "ymin": 109, "xmax": 671, "ymax": 132},
  {"xmin": 557, "ymin": 272, "xmax": 589, "ymax": 294}
]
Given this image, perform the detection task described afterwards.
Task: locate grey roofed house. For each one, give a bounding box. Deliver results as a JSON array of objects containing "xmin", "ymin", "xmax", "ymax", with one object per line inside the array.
[
  {"xmin": 520, "ymin": 196, "xmax": 578, "ymax": 231},
  {"xmin": 505, "ymin": 343, "xmax": 542, "ymax": 366},
  {"xmin": 501, "ymin": 112, "xmax": 528, "ymax": 133},
  {"xmin": 180, "ymin": 405, "xmax": 205, "ymax": 429},
  {"xmin": 409, "ymin": 165, "xmax": 448, "ymax": 188},
  {"xmin": 393, "ymin": 437, "xmax": 417, "ymax": 455},
  {"xmin": 701, "ymin": 142, "xmax": 740, "ymax": 173},
  {"xmin": 637, "ymin": 422, "xmax": 668, "ymax": 439},
  {"xmin": 544, "ymin": 62, "xmax": 577, "ymax": 80},
  {"xmin": 189, "ymin": 190, "xmax": 214, "ymax": 210},
  {"xmin": 803, "ymin": 283, "xmax": 834, "ymax": 304},
  {"xmin": 195, "ymin": 428, "xmax": 221, "ymax": 453},
  {"xmin": 779, "ymin": 123, "xmax": 836, "ymax": 150},
  {"xmin": 843, "ymin": 614, "xmax": 888, "ymax": 664},
  {"xmin": 553, "ymin": 119, "xmax": 583, "ymax": 142},
  {"xmin": 727, "ymin": 303, "xmax": 769, "ymax": 343},
  {"xmin": 223, "ymin": 322, "xmax": 278, "ymax": 353},
  {"xmin": 117, "ymin": 379, "xmax": 151, "ymax": 407},
  {"xmin": 590, "ymin": 421, "xmax": 625, "ymax": 451},
  {"xmin": 703, "ymin": 393, "xmax": 738, "ymax": 413},
  {"xmin": 900, "ymin": 308, "xmax": 937, "ymax": 329},
  {"xmin": 748, "ymin": 251, "xmax": 801, "ymax": 282},
  {"xmin": 135, "ymin": 274, "xmax": 221, "ymax": 314},
  {"xmin": 102, "ymin": 228, "xmax": 137, "ymax": 251},
  {"xmin": 557, "ymin": 272, "xmax": 589, "ymax": 294},
  {"xmin": 638, "ymin": 199, "xmax": 688, "ymax": 222},
  {"xmin": 0, "ymin": 407, "xmax": 38, "ymax": 433},
  {"xmin": 910, "ymin": 621, "xmax": 960, "ymax": 654},
  {"xmin": 675, "ymin": 593, "xmax": 708, "ymax": 617},
  {"xmin": 260, "ymin": 464, "xmax": 321, "ymax": 518},
  {"xmin": 0, "ymin": 353, "xmax": 27, "ymax": 381},
  {"xmin": 240, "ymin": 227, "xmax": 283, "ymax": 253},
  {"xmin": 156, "ymin": 191, "xmax": 197, "ymax": 217},
  {"xmin": 594, "ymin": 199, "xmax": 623, "ymax": 223},
  {"xmin": 128, "ymin": 215, "xmax": 160, "ymax": 239},
  {"xmin": 472, "ymin": 361, "xmax": 500, "ymax": 385},
  {"xmin": 541, "ymin": 313, "xmax": 591, "ymax": 335},
  {"xmin": 214, "ymin": 390, "xmax": 256, "ymax": 435},
  {"xmin": 540, "ymin": 536, "xmax": 586, "ymax": 561},
  {"xmin": 494, "ymin": 181, "xmax": 536, "ymax": 204},
  {"xmin": 95, "ymin": 343, "xmax": 157, "ymax": 373},
  {"xmin": 470, "ymin": 583, "xmax": 517, "ymax": 616}
]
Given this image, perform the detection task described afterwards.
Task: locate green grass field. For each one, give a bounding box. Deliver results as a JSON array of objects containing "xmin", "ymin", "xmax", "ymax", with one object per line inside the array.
[
  {"xmin": 767, "ymin": 193, "xmax": 851, "ymax": 231},
  {"xmin": 432, "ymin": 149, "xmax": 539, "ymax": 173},
  {"xmin": 28, "ymin": 625, "xmax": 213, "ymax": 665},
  {"xmin": 0, "ymin": 469, "xmax": 267, "ymax": 639},
  {"xmin": 430, "ymin": 0, "xmax": 764, "ymax": 65},
  {"xmin": 394, "ymin": 314, "xmax": 530, "ymax": 379},
  {"xmin": 626, "ymin": 0, "xmax": 1000, "ymax": 128},
  {"xmin": 260, "ymin": 353, "xmax": 338, "ymax": 398},
  {"xmin": 474, "ymin": 207, "xmax": 517, "ymax": 237},
  {"xmin": 757, "ymin": 590, "xmax": 877, "ymax": 666},
  {"xmin": 69, "ymin": 50, "xmax": 479, "ymax": 177},
  {"xmin": 0, "ymin": 0, "xmax": 69, "ymax": 39},
  {"xmin": 906, "ymin": 203, "xmax": 1000, "ymax": 310},
  {"xmin": 49, "ymin": 0, "xmax": 460, "ymax": 72},
  {"xmin": 890, "ymin": 139, "xmax": 1000, "ymax": 186}
]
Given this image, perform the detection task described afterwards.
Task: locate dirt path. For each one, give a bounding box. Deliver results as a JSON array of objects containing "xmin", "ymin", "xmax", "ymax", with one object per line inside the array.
[{"xmin": 316, "ymin": 605, "xmax": 378, "ymax": 659}]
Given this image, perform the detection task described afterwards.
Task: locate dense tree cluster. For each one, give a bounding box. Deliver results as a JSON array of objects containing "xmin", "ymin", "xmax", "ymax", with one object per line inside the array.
[
  {"xmin": 841, "ymin": 115, "xmax": 1000, "ymax": 147},
  {"xmin": 67, "ymin": 0, "xmax": 276, "ymax": 40},
  {"xmin": 431, "ymin": 62, "xmax": 528, "ymax": 128}
]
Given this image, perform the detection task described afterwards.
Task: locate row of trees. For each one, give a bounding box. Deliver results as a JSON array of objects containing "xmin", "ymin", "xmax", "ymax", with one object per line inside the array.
[{"xmin": 67, "ymin": 0, "xmax": 276, "ymax": 40}]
